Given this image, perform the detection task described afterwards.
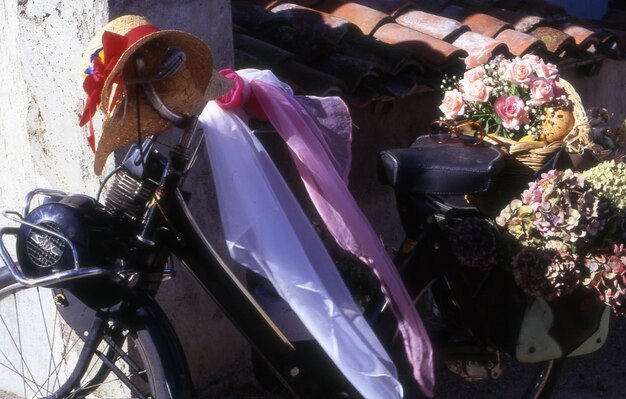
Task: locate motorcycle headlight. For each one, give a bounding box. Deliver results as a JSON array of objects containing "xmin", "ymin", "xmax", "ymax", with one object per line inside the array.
[{"xmin": 15, "ymin": 195, "xmax": 112, "ymax": 278}]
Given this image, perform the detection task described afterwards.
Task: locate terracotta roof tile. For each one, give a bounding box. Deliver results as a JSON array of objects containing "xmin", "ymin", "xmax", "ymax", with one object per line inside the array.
[
  {"xmin": 350, "ymin": 0, "xmax": 410, "ymax": 16},
  {"xmin": 529, "ymin": 26, "xmax": 577, "ymax": 56},
  {"xmin": 461, "ymin": 12, "xmax": 512, "ymax": 38},
  {"xmin": 315, "ymin": 0, "xmax": 393, "ymax": 35},
  {"xmin": 277, "ymin": 59, "xmax": 348, "ymax": 97},
  {"xmin": 373, "ymin": 22, "xmax": 466, "ymax": 67},
  {"xmin": 232, "ymin": 1, "xmax": 291, "ymax": 32},
  {"xmin": 338, "ymin": 32, "xmax": 425, "ymax": 76},
  {"xmin": 394, "ymin": 8, "xmax": 468, "ymax": 41},
  {"xmin": 571, "ymin": 19, "xmax": 622, "ymax": 58},
  {"xmin": 487, "ymin": 8, "xmax": 544, "ymax": 32},
  {"xmin": 451, "ymin": 30, "xmax": 508, "ymax": 56},
  {"xmin": 235, "ymin": 33, "xmax": 347, "ymax": 96},
  {"xmin": 315, "ymin": 53, "xmax": 383, "ymax": 92},
  {"xmin": 232, "ymin": 0, "xmax": 626, "ymax": 105},
  {"xmin": 495, "ymin": 28, "xmax": 545, "ymax": 56},
  {"xmin": 271, "ymin": 3, "xmax": 358, "ymax": 42},
  {"xmin": 560, "ymin": 23, "xmax": 599, "ymax": 52},
  {"xmin": 612, "ymin": 29, "xmax": 626, "ymax": 56}
]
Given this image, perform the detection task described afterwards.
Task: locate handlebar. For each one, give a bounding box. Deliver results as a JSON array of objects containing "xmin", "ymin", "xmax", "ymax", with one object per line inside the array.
[{"xmin": 133, "ymin": 49, "xmax": 192, "ymax": 129}]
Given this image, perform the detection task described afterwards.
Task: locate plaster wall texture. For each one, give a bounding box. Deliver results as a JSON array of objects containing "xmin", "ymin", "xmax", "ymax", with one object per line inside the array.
[
  {"xmin": 564, "ymin": 61, "xmax": 626, "ymax": 125},
  {"xmin": 0, "ymin": 0, "xmax": 250, "ymax": 396}
]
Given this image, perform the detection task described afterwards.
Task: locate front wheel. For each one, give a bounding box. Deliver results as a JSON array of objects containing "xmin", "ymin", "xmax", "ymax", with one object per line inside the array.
[{"xmin": 0, "ymin": 268, "xmax": 172, "ymax": 399}]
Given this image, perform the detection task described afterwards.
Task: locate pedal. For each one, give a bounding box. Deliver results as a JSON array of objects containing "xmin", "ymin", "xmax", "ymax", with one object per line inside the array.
[{"xmin": 443, "ymin": 346, "xmax": 503, "ymax": 381}]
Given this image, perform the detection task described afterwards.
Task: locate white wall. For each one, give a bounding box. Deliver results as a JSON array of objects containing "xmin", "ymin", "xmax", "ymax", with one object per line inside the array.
[{"xmin": 0, "ymin": 0, "xmax": 249, "ymax": 396}]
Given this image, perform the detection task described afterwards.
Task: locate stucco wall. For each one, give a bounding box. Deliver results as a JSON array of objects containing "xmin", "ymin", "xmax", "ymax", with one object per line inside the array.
[
  {"xmin": 564, "ymin": 60, "xmax": 626, "ymax": 125},
  {"xmin": 0, "ymin": 1, "xmax": 248, "ymax": 396}
]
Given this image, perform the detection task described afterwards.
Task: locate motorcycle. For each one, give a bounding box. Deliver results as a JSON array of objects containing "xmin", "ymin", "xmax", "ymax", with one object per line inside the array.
[{"xmin": 0, "ymin": 44, "xmax": 610, "ymax": 399}]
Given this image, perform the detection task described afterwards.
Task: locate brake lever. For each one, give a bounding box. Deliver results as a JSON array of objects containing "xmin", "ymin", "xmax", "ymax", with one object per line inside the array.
[
  {"xmin": 126, "ymin": 47, "xmax": 187, "ymax": 84},
  {"xmin": 132, "ymin": 51, "xmax": 190, "ymax": 128}
]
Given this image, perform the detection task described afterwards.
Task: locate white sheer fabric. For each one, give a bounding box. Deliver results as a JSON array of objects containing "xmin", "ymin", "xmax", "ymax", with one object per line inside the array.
[{"xmin": 199, "ymin": 99, "xmax": 403, "ymax": 399}]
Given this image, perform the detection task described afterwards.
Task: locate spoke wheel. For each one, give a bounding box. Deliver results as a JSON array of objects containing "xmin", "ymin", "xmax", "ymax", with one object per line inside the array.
[{"xmin": 0, "ymin": 269, "xmax": 168, "ymax": 398}]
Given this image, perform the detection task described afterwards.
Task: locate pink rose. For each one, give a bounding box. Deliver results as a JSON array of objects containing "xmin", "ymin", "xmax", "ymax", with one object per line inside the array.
[
  {"xmin": 460, "ymin": 79, "xmax": 490, "ymax": 103},
  {"xmin": 493, "ymin": 95, "xmax": 530, "ymax": 130},
  {"xmin": 507, "ymin": 58, "xmax": 534, "ymax": 85},
  {"xmin": 521, "ymin": 54, "xmax": 541, "ymax": 66},
  {"xmin": 528, "ymin": 77, "xmax": 556, "ymax": 106},
  {"xmin": 439, "ymin": 90, "xmax": 465, "ymax": 119},
  {"xmin": 533, "ymin": 60, "xmax": 559, "ymax": 79},
  {"xmin": 521, "ymin": 54, "xmax": 559, "ymax": 78},
  {"xmin": 464, "ymin": 46, "xmax": 492, "ymax": 69},
  {"xmin": 463, "ymin": 66, "xmax": 485, "ymax": 83}
]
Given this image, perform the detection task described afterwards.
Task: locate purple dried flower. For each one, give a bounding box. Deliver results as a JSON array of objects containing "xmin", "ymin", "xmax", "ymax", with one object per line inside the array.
[
  {"xmin": 450, "ymin": 217, "xmax": 499, "ymax": 271},
  {"xmin": 497, "ymin": 169, "xmax": 609, "ymax": 248},
  {"xmin": 584, "ymin": 244, "xmax": 626, "ymax": 315},
  {"xmin": 513, "ymin": 246, "xmax": 581, "ymax": 300}
]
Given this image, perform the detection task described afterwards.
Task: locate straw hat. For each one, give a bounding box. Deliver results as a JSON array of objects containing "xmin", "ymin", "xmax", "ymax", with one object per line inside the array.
[{"xmin": 79, "ymin": 15, "xmax": 233, "ymax": 175}]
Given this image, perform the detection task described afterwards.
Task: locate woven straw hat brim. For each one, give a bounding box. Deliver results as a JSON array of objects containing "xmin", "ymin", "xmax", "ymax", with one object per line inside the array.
[{"xmin": 93, "ymin": 30, "xmax": 233, "ymax": 175}]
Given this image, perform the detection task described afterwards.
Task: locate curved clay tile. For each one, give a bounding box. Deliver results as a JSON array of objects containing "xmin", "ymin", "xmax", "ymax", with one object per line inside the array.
[
  {"xmin": 571, "ymin": 19, "xmax": 622, "ymax": 59},
  {"xmin": 451, "ymin": 30, "xmax": 509, "ymax": 56},
  {"xmin": 487, "ymin": 9, "xmax": 544, "ymax": 33},
  {"xmin": 561, "ymin": 24, "xmax": 600, "ymax": 53},
  {"xmin": 495, "ymin": 29, "xmax": 546, "ymax": 56},
  {"xmin": 373, "ymin": 22, "xmax": 466, "ymax": 66},
  {"xmin": 462, "ymin": 13, "xmax": 512, "ymax": 38},
  {"xmin": 351, "ymin": 0, "xmax": 410, "ymax": 16},
  {"xmin": 610, "ymin": 29, "xmax": 626, "ymax": 57},
  {"xmin": 315, "ymin": 53, "xmax": 382, "ymax": 92},
  {"xmin": 272, "ymin": 3, "xmax": 360, "ymax": 42},
  {"xmin": 316, "ymin": 0, "xmax": 394, "ymax": 35},
  {"xmin": 235, "ymin": 33, "xmax": 347, "ymax": 96},
  {"xmin": 528, "ymin": 26, "xmax": 576, "ymax": 56},
  {"xmin": 234, "ymin": 32, "xmax": 298, "ymax": 67},
  {"xmin": 339, "ymin": 33, "xmax": 425, "ymax": 75},
  {"xmin": 597, "ymin": 30, "xmax": 621, "ymax": 58},
  {"xmin": 276, "ymin": 59, "xmax": 348, "ymax": 96},
  {"xmin": 395, "ymin": 8, "xmax": 469, "ymax": 41}
]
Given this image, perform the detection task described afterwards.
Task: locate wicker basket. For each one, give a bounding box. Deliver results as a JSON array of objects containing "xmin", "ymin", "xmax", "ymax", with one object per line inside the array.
[{"xmin": 483, "ymin": 78, "xmax": 592, "ymax": 175}]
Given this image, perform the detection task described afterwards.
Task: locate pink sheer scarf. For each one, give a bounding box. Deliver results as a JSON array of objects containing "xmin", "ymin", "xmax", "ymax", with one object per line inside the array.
[{"xmin": 216, "ymin": 69, "xmax": 435, "ymax": 396}]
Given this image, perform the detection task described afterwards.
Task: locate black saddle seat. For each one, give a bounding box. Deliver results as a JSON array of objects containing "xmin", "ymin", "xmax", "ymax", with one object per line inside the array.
[{"xmin": 378, "ymin": 135, "xmax": 505, "ymax": 195}]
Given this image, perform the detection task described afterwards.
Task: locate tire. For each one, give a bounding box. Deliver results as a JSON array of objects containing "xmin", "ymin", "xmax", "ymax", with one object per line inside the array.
[{"xmin": 0, "ymin": 268, "xmax": 172, "ymax": 399}]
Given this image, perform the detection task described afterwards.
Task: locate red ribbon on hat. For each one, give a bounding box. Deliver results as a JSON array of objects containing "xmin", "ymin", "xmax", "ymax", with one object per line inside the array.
[{"xmin": 79, "ymin": 24, "xmax": 158, "ymax": 151}]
